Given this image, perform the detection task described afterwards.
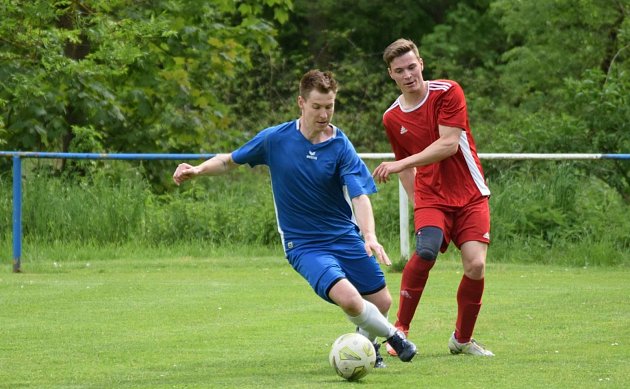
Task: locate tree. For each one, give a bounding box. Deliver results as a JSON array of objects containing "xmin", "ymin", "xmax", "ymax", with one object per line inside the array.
[
  {"xmin": 0, "ymin": 0, "xmax": 292, "ymax": 157},
  {"xmin": 228, "ymin": 0, "xmax": 475, "ymax": 151},
  {"xmin": 488, "ymin": 0, "xmax": 629, "ymax": 199}
]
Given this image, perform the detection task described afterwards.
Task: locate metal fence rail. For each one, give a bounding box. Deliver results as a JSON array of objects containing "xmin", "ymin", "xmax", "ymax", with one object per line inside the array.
[
  {"xmin": 1, "ymin": 152, "xmax": 215, "ymax": 272},
  {"xmin": 2, "ymin": 151, "xmax": 629, "ymax": 273}
]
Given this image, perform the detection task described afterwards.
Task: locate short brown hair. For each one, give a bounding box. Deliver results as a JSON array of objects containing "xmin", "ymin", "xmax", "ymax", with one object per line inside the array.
[
  {"xmin": 383, "ymin": 38, "xmax": 421, "ymax": 66},
  {"xmin": 299, "ymin": 69, "xmax": 338, "ymax": 100}
]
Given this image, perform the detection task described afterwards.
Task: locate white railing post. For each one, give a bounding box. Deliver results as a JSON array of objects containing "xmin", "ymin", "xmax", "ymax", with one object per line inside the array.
[{"xmin": 399, "ymin": 179, "xmax": 410, "ymax": 261}]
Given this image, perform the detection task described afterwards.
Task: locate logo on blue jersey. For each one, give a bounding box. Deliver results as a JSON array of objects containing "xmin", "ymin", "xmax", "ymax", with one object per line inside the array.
[{"xmin": 306, "ymin": 150, "xmax": 318, "ymax": 160}]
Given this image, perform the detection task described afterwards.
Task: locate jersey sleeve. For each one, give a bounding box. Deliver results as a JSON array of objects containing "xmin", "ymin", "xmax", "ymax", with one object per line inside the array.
[
  {"xmin": 338, "ymin": 137, "xmax": 377, "ymax": 198},
  {"xmin": 231, "ymin": 127, "xmax": 272, "ymax": 167},
  {"xmin": 437, "ymin": 81, "xmax": 468, "ymax": 129}
]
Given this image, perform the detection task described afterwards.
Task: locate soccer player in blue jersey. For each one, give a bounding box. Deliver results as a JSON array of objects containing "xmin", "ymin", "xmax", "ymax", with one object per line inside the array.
[{"xmin": 173, "ymin": 69, "xmax": 416, "ymax": 365}]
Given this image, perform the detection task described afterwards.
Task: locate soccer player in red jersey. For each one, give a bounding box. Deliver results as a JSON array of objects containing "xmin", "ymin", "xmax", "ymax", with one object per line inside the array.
[{"xmin": 373, "ymin": 38, "xmax": 494, "ymax": 356}]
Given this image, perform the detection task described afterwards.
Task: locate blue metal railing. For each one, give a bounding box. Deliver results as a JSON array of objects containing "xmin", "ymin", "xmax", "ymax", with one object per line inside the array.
[
  {"xmin": 1, "ymin": 152, "xmax": 215, "ymax": 272},
  {"xmin": 2, "ymin": 151, "xmax": 629, "ymax": 273},
  {"xmin": 12, "ymin": 156, "xmax": 21, "ymax": 272}
]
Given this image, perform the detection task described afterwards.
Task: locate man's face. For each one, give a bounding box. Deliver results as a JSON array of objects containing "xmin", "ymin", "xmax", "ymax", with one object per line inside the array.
[
  {"xmin": 298, "ymin": 89, "xmax": 336, "ymax": 132},
  {"xmin": 388, "ymin": 51, "xmax": 424, "ymax": 94}
]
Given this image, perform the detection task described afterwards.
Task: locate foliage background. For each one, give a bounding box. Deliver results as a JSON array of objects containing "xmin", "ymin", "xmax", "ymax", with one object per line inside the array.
[{"xmin": 1, "ymin": 0, "xmax": 629, "ymax": 264}]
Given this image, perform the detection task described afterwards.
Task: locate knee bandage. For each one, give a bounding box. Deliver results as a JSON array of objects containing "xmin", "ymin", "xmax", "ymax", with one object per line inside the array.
[{"xmin": 415, "ymin": 226, "xmax": 443, "ymax": 261}]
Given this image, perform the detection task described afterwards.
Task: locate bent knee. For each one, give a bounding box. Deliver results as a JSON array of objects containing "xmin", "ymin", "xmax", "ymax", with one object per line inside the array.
[
  {"xmin": 417, "ymin": 246, "xmax": 439, "ymax": 261},
  {"xmin": 363, "ymin": 289, "xmax": 392, "ymax": 314},
  {"xmin": 415, "ymin": 226, "xmax": 443, "ymax": 261}
]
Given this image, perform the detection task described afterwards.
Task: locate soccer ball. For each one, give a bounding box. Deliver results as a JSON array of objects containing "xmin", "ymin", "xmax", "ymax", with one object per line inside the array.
[{"xmin": 328, "ymin": 333, "xmax": 376, "ymax": 381}]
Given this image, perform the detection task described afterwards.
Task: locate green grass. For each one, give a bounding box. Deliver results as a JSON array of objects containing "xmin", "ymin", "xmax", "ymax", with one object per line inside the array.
[{"xmin": 0, "ymin": 252, "xmax": 628, "ymax": 388}]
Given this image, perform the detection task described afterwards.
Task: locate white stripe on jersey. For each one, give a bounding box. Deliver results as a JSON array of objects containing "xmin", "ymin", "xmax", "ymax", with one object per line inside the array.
[
  {"xmin": 268, "ymin": 174, "xmax": 286, "ymax": 253},
  {"xmin": 343, "ymin": 185, "xmax": 358, "ymax": 226},
  {"xmin": 429, "ymin": 80, "xmax": 452, "ymax": 91},
  {"xmin": 384, "ymin": 98, "xmax": 401, "ymax": 116},
  {"xmin": 459, "ymin": 132, "xmax": 491, "ymax": 196},
  {"xmin": 384, "ymin": 81, "xmax": 453, "ymax": 116}
]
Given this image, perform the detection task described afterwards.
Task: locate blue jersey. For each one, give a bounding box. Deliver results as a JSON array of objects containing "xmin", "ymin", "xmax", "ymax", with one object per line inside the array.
[{"xmin": 232, "ymin": 119, "xmax": 377, "ymax": 252}]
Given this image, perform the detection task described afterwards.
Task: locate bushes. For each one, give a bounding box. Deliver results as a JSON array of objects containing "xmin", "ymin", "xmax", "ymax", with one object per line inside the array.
[
  {"xmin": 0, "ymin": 161, "xmax": 281, "ymax": 248},
  {"xmin": 487, "ymin": 160, "xmax": 630, "ymax": 266},
  {"xmin": 0, "ymin": 159, "xmax": 628, "ymax": 266}
]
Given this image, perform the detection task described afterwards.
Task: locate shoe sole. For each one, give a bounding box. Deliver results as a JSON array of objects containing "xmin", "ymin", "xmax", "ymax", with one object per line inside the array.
[{"xmin": 449, "ymin": 338, "xmax": 494, "ymax": 356}]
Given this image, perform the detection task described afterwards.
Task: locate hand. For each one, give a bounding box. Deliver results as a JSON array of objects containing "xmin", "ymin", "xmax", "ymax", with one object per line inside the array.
[
  {"xmin": 372, "ymin": 161, "xmax": 404, "ymax": 184},
  {"xmin": 363, "ymin": 235, "xmax": 391, "ymax": 266},
  {"xmin": 172, "ymin": 163, "xmax": 198, "ymax": 185}
]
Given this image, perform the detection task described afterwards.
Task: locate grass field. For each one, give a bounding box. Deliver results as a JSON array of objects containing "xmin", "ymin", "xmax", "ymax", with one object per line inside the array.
[{"xmin": 1, "ymin": 250, "xmax": 628, "ymax": 388}]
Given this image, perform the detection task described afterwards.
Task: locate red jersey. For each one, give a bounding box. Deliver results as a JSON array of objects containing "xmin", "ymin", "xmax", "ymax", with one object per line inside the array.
[{"xmin": 383, "ymin": 80, "xmax": 490, "ymax": 208}]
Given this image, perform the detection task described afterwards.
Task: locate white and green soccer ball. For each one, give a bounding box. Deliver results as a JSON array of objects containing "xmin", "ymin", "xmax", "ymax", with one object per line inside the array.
[{"xmin": 328, "ymin": 333, "xmax": 376, "ymax": 381}]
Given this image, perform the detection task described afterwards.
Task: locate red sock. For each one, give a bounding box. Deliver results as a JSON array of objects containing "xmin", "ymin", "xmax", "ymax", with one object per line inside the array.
[
  {"xmin": 395, "ymin": 253, "xmax": 435, "ymax": 332},
  {"xmin": 455, "ymin": 275, "xmax": 484, "ymax": 343}
]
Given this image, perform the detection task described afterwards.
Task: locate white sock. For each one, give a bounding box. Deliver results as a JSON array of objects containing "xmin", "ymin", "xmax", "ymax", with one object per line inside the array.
[
  {"xmin": 356, "ymin": 309, "xmax": 390, "ymax": 342},
  {"xmin": 356, "ymin": 326, "xmax": 373, "ymax": 342},
  {"xmin": 347, "ymin": 300, "xmax": 396, "ymax": 340}
]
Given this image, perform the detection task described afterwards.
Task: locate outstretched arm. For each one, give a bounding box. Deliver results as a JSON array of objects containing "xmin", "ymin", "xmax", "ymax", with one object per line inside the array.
[
  {"xmin": 373, "ymin": 125, "xmax": 461, "ymax": 183},
  {"xmin": 352, "ymin": 194, "xmax": 391, "ymax": 266},
  {"xmin": 172, "ymin": 153, "xmax": 239, "ymax": 185}
]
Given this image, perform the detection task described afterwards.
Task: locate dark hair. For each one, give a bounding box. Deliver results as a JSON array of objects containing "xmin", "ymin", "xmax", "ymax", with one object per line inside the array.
[
  {"xmin": 299, "ymin": 70, "xmax": 338, "ymax": 99},
  {"xmin": 383, "ymin": 38, "xmax": 421, "ymax": 66}
]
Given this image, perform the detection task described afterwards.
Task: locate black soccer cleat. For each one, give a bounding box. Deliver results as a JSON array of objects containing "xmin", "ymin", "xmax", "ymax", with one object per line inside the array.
[
  {"xmin": 373, "ymin": 341, "xmax": 386, "ymax": 368},
  {"xmin": 385, "ymin": 330, "xmax": 417, "ymax": 362}
]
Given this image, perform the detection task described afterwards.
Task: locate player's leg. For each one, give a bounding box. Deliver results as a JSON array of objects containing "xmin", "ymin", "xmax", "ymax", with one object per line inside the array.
[
  {"xmin": 448, "ymin": 249, "xmax": 494, "ymax": 355},
  {"xmin": 286, "ymin": 244, "xmax": 417, "ymax": 362},
  {"xmin": 448, "ymin": 198, "xmax": 494, "ymax": 356},
  {"xmin": 455, "ymin": 239, "xmax": 488, "ymax": 343},
  {"xmin": 333, "ymin": 234, "xmax": 416, "ymax": 362},
  {"xmin": 361, "ymin": 285, "xmax": 392, "ymax": 316},
  {"xmin": 361, "ymin": 287, "xmax": 392, "ymax": 367},
  {"xmin": 398, "ymin": 208, "xmax": 448, "ymax": 330},
  {"xmin": 330, "ymin": 232, "xmax": 391, "ymax": 321},
  {"xmin": 329, "ymin": 279, "xmax": 385, "ymax": 324},
  {"xmin": 385, "ymin": 226, "xmax": 443, "ymax": 356},
  {"xmin": 448, "ymin": 240, "xmax": 493, "ymax": 356},
  {"xmin": 397, "ymin": 226, "xmax": 443, "ymax": 331},
  {"xmin": 329, "ymin": 280, "xmax": 416, "ymax": 362},
  {"xmin": 385, "ymin": 207, "xmax": 447, "ymax": 356}
]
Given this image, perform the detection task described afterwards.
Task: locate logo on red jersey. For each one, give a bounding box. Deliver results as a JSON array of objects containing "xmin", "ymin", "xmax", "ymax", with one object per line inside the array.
[{"xmin": 400, "ymin": 126, "xmax": 408, "ymax": 134}]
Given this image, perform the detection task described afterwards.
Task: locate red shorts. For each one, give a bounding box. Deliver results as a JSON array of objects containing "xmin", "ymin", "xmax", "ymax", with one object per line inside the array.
[{"xmin": 414, "ymin": 196, "xmax": 490, "ymax": 252}]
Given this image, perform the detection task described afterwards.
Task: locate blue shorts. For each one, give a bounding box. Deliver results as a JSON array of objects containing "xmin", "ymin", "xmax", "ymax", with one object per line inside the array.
[{"xmin": 285, "ymin": 233, "xmax": 386, "ymax": 304}]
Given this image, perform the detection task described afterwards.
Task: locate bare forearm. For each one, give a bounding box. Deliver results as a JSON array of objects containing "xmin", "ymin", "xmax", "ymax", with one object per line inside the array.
[
  {"xmin": 351, "ymin": 194, "xmax": 391, "ymax": 265},
  {"xmin": 352, "ymin": 194, "xmax": 377, "ymax": 240},
  {"xmin": 399, "ymin": 168, "xmax": 415, "ymax": 206},
  {"xmin": 373, "ymin": 126, "xmax": 462, "ymax": 184},
  {"xmin": 400, "ymin": 139, "xmax": 458, "ymax": 170},
  {"xmin": 173, "ymin": 153, "xmax": 238, "ymax": 185},
  {"xmin": 400, "ymin": 125, "xmax": 462, "ymax": 170},
  {"xmin": 195, "ymin": 153, "xmax": 238, "ymax": 176}
]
